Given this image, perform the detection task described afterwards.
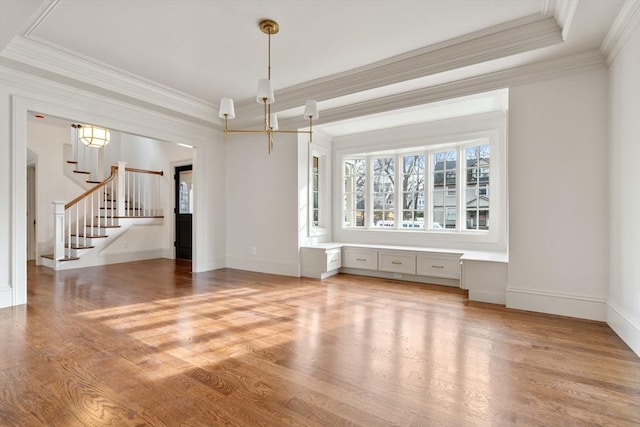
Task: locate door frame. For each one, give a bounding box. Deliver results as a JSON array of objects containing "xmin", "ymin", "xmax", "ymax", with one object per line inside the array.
[{"xmin": 174, "ymin": 163, "xmax": 193, "ymax": 260}]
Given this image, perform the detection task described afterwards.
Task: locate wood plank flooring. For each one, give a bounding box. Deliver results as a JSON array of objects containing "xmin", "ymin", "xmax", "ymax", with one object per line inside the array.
[{"xmin": 1, "ymin": 259, "xmax": 639, "ymax": 426}]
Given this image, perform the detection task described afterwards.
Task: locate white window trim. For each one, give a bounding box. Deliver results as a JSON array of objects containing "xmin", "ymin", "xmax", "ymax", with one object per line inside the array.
[
  {"xmin": 309, "ymin": 144, "xmax": 329, "ymax": 237},
  {"xmin": 333, "ymin": 111, "xmax": 507, "ymax": 251}
]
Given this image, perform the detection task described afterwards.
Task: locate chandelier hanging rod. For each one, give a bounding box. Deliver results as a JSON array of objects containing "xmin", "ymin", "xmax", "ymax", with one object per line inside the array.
[{"xmin": 218, "ymin": 19, "xmax": 319, "ymax": 154}]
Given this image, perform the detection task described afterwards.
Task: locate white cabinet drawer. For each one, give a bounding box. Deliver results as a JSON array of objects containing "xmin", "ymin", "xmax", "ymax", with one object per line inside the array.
[
  {"xmin": 342, "ymin": 248, "xmax": 378, "ymax": 270},
  {"xmin": 326, "ymin": 249, "xmax": 341, "ymax": 271},
  {"xmin": 379, "ymin": 252, "xmax": 416, "ymax": 275},
  {"xmin": 417, "ymin": 255, "xmax": 461, "ymax": 279},
  {"xmin": 300, "ymin": 245, "xmax": 342, "ymax": 279}
]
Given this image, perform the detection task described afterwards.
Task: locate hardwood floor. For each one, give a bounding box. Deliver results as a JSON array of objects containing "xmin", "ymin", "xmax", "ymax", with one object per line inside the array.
[{"xmin": 1, "ymin": 260, "xmax": 638, "ymax": 426}]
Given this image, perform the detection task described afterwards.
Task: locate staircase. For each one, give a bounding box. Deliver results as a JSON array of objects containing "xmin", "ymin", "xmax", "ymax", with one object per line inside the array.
[{"xmin": 41, "ymin": 162, "xmax": 165, "ymax": 270}]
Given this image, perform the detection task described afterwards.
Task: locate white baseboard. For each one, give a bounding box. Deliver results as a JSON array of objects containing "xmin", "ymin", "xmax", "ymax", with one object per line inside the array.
[
  {"xmin": 192, "ymin": 256, "xmax": 227, "ymax": 273},
  {"xmin": 469, "ymin": 289, "xmax": 506, "ymax": 305},
  {"xmin": 606, "ymin": 301, "xmax": 640, "ymax": 357},
  {"xmin": 54, "ymin": 249, "xmax": 165, "ymax": 271},
  {"xmin": 0, "ymin": 286, "xmax": 13, "ymax": 309},
  {"xmin": 225, "ymin": 256, "xmax": 300, "ymax": 277},
  {"xmin": 506, "ymin": 287, "xmax": 606, "ymax": 321}
]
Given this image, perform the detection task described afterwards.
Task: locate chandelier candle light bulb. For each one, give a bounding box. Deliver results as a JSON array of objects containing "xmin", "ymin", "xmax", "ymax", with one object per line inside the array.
[{"xmin": 217, "ymin": 19, "xmax": 319, "ymax": 154}]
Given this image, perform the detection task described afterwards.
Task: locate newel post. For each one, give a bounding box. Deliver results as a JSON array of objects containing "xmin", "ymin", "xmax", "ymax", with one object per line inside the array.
[
  {"xmin": 52, "ymin": 201, "xmax": 66, "ymax": 261},
  {"xmin": 116, "ymin": 161, "xmax": 127, "ymax": 216}
]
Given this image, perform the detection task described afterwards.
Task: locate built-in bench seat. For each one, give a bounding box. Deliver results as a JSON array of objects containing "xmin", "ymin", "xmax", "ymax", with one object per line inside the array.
[{"xmin": 300, "ymin": 243, "xmax": 508, "ymax": 305}]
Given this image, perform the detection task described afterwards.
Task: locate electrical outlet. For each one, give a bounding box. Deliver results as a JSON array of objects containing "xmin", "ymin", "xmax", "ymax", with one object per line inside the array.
[{"xmin": 251, "ymin": 247, "xmax": 257, "ymax": 256}]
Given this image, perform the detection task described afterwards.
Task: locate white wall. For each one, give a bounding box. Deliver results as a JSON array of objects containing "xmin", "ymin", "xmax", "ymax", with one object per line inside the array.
[
  {"xmin": 225, "ymin": 132, "xmax": 300, "ymax": 276},
  {"xmin": 608, "ymin": 18, "xmax": 640, "ymax": 355},
  {"xmin": 0, "ymin": 89, "xmax": 17, "ymax": 307},
  {"xmin": 27, "ymin": 120, "xmax": 85, "ymax": 257},
  {"xmin": 507, "ymin": 69, "xmax": 610, "ymax": 321}
]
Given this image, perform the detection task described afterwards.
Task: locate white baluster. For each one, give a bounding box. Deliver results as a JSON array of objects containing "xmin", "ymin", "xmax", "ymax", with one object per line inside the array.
[{"xmin": 116, "ymin": 161, "xmax": 127, "ymax": 217}]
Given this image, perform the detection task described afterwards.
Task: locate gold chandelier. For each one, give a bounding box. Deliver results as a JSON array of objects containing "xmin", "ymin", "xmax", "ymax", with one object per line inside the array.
[{"xmin": 218, "ymin": 19, "xmax": 319, "ymax": 154}]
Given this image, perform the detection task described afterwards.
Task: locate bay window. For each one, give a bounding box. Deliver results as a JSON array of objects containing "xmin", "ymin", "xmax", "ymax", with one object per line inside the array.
[{"xmin": 342, "ymin": 140, "xmax": 493, "ymax": 234}]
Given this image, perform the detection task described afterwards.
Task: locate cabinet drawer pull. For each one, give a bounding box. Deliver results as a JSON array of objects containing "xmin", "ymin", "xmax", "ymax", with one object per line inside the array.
[
  {"xmin": 329, "ymin": 257, "xmax": 337, "ymax": 263},
  {"xmin": 391, "ymin": 261, "xmax": 402, "ymax": 265},
  {"xmin": 431, "ymin": 265, "xmax": 444, "ymax": 268},
  {"xmin": 356, "ymin": 258, "xmax": 366, "ymax": 261}
]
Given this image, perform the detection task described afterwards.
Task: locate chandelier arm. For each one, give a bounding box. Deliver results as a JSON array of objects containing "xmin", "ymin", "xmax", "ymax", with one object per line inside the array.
[
  {"xmin": 217, "ymin": 19, "xmax": 318, "ymax": 148},
  {"xmin": 224, "ymin": 129, "xmax": 280, "ymax": 134},
  {"xmin": 268, "ymin": 130, "xmax": 313, "ymax": 134}
]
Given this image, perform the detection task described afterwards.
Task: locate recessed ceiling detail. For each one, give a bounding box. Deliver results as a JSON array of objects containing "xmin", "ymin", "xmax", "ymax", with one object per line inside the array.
[{"xmin": 0, "ymin": 0, "xmax": 626, "ymax": 130}]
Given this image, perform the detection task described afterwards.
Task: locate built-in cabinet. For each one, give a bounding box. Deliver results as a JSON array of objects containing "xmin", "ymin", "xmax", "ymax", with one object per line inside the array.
[
  {"xmin": 301, "ymin": 243, "xmax": 508, "ymax": 305},
  {"xmin": 303, "ymin": 244, "xmax": 463, "ymax": 284},
  {"xmin": 300, "ymin": 244, "xmax": 342, "ymax": 279},
  {"xmin": 342, "ymin": 247, "xmax": 378, "ymax": 270},
  {"xmin": 378, "ymin": 251, "xmax": 417, "ymax": 275},
  {"xmin": 416, "ymin": 254, "xmax": 461, "ymax": 279}
]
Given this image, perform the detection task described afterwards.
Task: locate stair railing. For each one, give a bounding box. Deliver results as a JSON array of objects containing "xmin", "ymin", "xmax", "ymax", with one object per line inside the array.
[
  {"xmin": 52, "ymin": 162, "xmax": 164, "ymax": 261},
  {"xmin": 119, "ymin": 163, "xmax": 165, "ymax": 218}
]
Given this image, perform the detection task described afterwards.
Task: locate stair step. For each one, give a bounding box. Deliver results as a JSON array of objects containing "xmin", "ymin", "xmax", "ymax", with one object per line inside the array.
[
  {"xmin": 100, "ymin": 206, "xmax": 141, "ymax": 210},
  {"xmin": 113, "ymin": 215, "xmax": 164, "ymax": 219},
  {"xmin": 66, "ymin": 160, "xmax": 78, "ymax": 165},
  {"xmin": 73, "ymin": 170, "xmax": 91, "ymax": 175},
  {"xmin": 86, "ymin": 180, "xmax": 101, "ymax": 184},
  {"xmin": 42, "ymin": 254, "xmax": 80, "ymax": 261},
  {"xmin": 64, "ymin": 244, "xmax": 95, "ymax": 250},
  {"xmin": 70, "ymin": 234, "xmax": 108, "ymax": 238}
]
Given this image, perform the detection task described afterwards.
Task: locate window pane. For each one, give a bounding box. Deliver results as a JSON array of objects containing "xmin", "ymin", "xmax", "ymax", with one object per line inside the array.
[
  {"xmin": 178, "ymin": 170, "xmax": 193, "ymax": 214},
  {"xmin": 432, "ymin": 150, "xmax": 456, "ymax": 229},
  {"xmin": 373, "ymin": 157, "xmax": 395, "ymax": 227},
  {"xmin": 344, "ymin": 158, "xmax": 366, "ymax": 228},
  {"xmin": 402, "ymin": 154, "xmax": 424, "ymax": 229},
  {"xmin": 465, "ymin": 144, "xmax": 490, "ymax": 230}
]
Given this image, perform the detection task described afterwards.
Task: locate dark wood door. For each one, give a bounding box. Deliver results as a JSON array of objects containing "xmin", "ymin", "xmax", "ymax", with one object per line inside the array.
[{"xmin": 174, "ymin": 165, "xmax": 193, "ymax": 260}]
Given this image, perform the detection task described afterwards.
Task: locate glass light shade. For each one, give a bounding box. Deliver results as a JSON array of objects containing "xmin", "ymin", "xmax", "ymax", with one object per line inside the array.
[
  {"xmin": 256, "ymin": 79, "xmax": 275, "ymax": 104},
  {"xmin": 218, "ymin": 97, "xmax": 236, "ymax": 119},
  {"xmin": 79, "ymin": 125, "xmax": 110, "ymax": 148},
  {"xmin": 303, "ymin": 100, "xmax": 319, "ymax": 119},
  {"xmin": 269, "ymin": 113, "xmax": 279, "ymax": 130}
]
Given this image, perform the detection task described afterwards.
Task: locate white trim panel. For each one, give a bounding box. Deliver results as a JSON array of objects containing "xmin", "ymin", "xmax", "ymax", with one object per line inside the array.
[
  {"xmin": 601, "ymin": 0, "xmax": 640, "ymax": 66},
  {"xmin": 606, "ymin": 301, "xmax": 640, "ymax": 357},
  {"xmin": 506, "ymin": 287, "xmax": 606, "ymax": 321},
  {"xmin": 225, "ymin": 257, "xmax": 300, "ymax": 278}
]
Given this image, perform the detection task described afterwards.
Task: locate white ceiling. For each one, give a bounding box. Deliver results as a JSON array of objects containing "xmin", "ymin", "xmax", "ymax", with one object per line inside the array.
[{"xmin": 0, "ymin": 0, "xmax": 626, "ymax": 134}]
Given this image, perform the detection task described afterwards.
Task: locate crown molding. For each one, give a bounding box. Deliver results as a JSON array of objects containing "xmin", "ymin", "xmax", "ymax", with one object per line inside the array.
[
  {"xmin": 1, "ymin": 36, "xmax": 218, "ymax": 124},
  {"xmin": 279, "ymin": 50, "xmax": 605, "ymax": 128},
  {"xmin": 601, "ymin": 0, "xmax": 640, "ymax": 66},
  {"xmin": 23, "ymin": 0, "xmax": 60, "ymax": 37},
  {"xmin": 235, "ymin": 13, "xmax": 563, "ymax": 120},
  {"xmin": 540, "ymin": 0, "xmax": 579, "ymax": 40},
  {"xmin": 0, "ymin": 63, "xmax": 218, "ymax": 139}
]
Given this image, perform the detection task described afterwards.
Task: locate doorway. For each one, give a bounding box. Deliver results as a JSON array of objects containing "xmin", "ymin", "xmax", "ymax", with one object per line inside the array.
[
  {"xmin": 27, "ymin": 164, "xmax": 36, "ymax": 261},
  {"xmin": 174, "ymin": 165, "xmax": 193, "ymax": 260}
]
